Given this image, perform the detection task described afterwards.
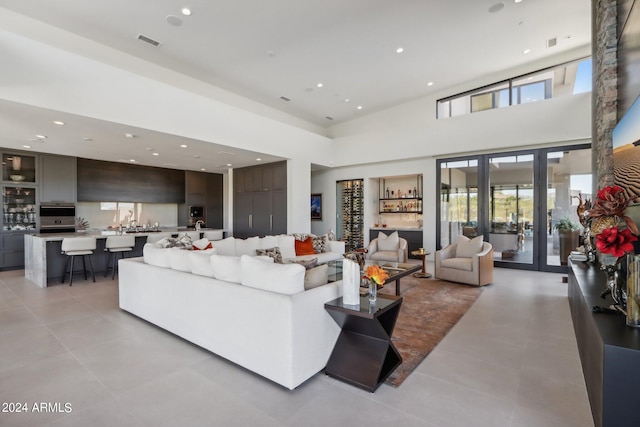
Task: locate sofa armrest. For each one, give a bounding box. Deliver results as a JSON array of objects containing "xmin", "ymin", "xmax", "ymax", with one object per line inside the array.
[
  {"xmin": 328, "ymin": 240, "xmax": 345, "ymax": 254},
  {"xmin": 397, "ymin": 239, "xmax": 408, "ymax": 263}
]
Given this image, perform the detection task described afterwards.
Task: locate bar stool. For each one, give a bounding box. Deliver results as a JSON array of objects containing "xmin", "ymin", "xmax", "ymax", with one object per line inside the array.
[
  {"xmin": 61, "ymin": 237, "xmax": 97, "ymax": 286},
  {"xmin": 104, "ymin": 235, "xmax": 135, "ymax": 279}
]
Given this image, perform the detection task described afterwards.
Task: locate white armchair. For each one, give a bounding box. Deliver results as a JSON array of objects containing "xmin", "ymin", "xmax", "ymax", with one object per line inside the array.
[
  {"xmin": 366, "ymin": 235, "xmax": 408, "ymax": 263},
  {"xmin": 435, "ymin": 241, "xmax": 494, "ymax": 286}
]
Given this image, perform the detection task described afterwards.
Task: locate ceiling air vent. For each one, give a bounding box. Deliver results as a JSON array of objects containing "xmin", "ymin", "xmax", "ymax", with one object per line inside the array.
[
  {"xmin": 137, "ymin": 34, "xmax": 161, "ymax": 47},
  {"xmin": 325, "ymin": 116, "xmax": 334, "ymax": 120},
  {"xmin": 280, "ymin": 96, "xmax": 291, "ymax": 102},
  {"xmin": 547, "ymin": 37, "xmax": 557, "ymax": 48}
]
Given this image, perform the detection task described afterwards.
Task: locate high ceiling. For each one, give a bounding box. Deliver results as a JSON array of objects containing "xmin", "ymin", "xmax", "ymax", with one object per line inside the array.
[{"xmin": 0, "ymin": 0, "xmax": 591, "ymax": 171}]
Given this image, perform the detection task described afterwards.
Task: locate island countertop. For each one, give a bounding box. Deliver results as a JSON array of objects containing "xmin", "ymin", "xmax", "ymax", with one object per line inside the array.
[{"xmin": 24, "ymin": 229, "xmax": 224, "ymax": 287}]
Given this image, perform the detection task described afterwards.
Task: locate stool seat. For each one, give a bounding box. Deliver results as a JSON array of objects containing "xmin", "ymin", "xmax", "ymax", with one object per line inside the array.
[
  {"xmin": 104, "ymin": 235, "xmax": 135, "ymax": 279},
  {"xmin": 61, "ymin": 237, "xmax": 97, "ymax": 286}
]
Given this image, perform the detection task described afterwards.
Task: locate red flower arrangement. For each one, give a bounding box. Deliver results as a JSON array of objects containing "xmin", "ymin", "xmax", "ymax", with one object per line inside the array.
[{"xmin": 590, "ymin": 185, "xmax": 638, "ymax": 257}]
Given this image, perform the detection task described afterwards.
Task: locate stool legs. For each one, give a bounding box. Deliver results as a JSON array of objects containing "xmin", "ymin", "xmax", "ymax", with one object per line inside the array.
[{"xmin": 64, "ymin": 254, "xmax": 96, "ymax": 286}]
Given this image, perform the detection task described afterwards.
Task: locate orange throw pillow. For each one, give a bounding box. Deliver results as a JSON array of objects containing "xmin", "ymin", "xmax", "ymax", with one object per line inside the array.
[{"xmin": 295, "ymin": 237, "xmax": 316, "ymax": 255}]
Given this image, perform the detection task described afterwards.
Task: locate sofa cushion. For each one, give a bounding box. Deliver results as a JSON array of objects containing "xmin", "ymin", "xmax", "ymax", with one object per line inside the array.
[
  {"xmin": 259, "ymin": 236, "xmax": 278, "ymax": 250},
  {"xmin": 377, "ymin": 231, "xmax": 400, "ymax": 251},
  {"xmin": 189, "ymin": 251, "xmax": 215, "ymax": 277},
  {"xmin": 277, "ymin": 235, "xmax": 296, "ymax": 259},
  {"xmin": 370, "ymin": 251, "xmax": 400, "ymax": 262},
  {"xmin": 441, "ymin": 257, "xmax": 474, "ymax": 271},
  {"xmin": 236, "ymin": 236, "xmax": 260, "ymax": 256},
  {"xmin": 240, "ymin": 255, "xmax": 305, "ymax": 295},
  {"xmin": 210, "ymin": 254, "xmax": 242, "ymax": 283},
  {"xmin": 304, "ymin": 264, "xmax": 329, "ymax": 290},
  {"xmin": 169, "ymin": 248, "xmax": 193, "ymax": 272},
  {"xmin": 256, "ymin": 246, "xmax": 283, "ymax": 263},
  {"xmin": 212, "ymin": 237, "xmax": 237, "ymax": 256},
  {"xmin": 295, "ymin": 237, "xmax": 316, "ymax": 256},
  {"xmin": 456, "ymin": 235, "xmax": 484, "ymax": 258},
  {"xmin": 143, "ymin": 243, "xmax": 171, "ymax": 268}
]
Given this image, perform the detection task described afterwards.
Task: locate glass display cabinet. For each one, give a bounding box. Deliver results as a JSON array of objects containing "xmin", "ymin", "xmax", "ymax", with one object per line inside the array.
[{"xmin": 2, "ymin": 153, "xmax": 37, "ymax": 231}]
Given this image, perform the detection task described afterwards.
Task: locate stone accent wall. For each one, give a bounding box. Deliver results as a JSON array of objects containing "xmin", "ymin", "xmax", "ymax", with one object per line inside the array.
[{"xmin": 592, "ymin": 0, "xmax": 618, "ymax": 190}]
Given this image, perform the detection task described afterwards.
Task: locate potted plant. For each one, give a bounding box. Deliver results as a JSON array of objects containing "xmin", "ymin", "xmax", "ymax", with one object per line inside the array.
[{"xmin": 555, "ymin": 218, "xmax": 580, "ymax": 265}]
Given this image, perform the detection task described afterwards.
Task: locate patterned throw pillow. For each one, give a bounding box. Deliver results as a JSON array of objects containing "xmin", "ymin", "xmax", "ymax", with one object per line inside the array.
[
  {"xmin": 291, "ymin": 233, "xmax": 311, "ymax": 241},
  {"xmin": 288, "ymin": 257, "xmax": 318, "ymax": 270},
  {"xmin": 311, "ymin": 235, "xmax": 327, "ymax": 253},
  {"xmin": 255, "ymin": 246, "xmax": 283, "ymax": 263}
]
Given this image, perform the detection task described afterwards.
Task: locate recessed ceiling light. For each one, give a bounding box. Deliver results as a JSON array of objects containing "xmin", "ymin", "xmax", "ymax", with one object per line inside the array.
[
  {"xmin": 316, "ymin": 82, "xmax": 323, "ymax": 88},
  {"xmin": 22, "ymin": 145, "xmax": 31, "ymax": 149},
  {"xmin": 427, "ymin": 82, "xmax": 434, "ymax": 86},
  {"xmin": 396, "ymin": 47, "xmax": 404, "ymax": 54},
  {"xmin": 226, "ymin": 163, "xmax": 232, "ymax": 167},
  {"xmin": 514, "ymin": 0, "xmax": 523, "ymax": 3},
  {"xmin": 193, "ymin": 155, "xmax": 200, "ymax": 158},
  {"xmin": 152, "ymin": 152, "xmax": 159, "ymax": 156},
  {"xmin": 53, "ymin": 120, "xmax": 65, "ymax": 126},
  {"xmin": 522, "ymin": 48, "xmax": 531, "ymax": 54},
  {"xmin": 125, "ymin": 133, "xmax": 135, "ymax": 138},
  {"xmin": 83, "ymin": 137, "xmax": 93, "ymax": 141},
  {"xmin": 129, "ymin": 159, "xmax": 136, "ymax": 163},
  {"xmin": 256, "ymin": 158, "xmax": 262, "ymax": 161},
  {"xmin": 356, "ymin": 105, "xmax": 363, "ymax": 110},
  {"xmin": 35, "ymin": 134, "xmax": 47, "ymax": 139},
  {"xmin": 201, "ymin": 168, "xmax": 206, "ymax": 171},
  {"xmin": 181, "ymin": 7, "xmax": 192, "ymax": 16},
  {"xmin": 344, "ymin": 98, "xmax": 350, "ymax": 103},
  {"xmin": 180, "ymin": 144, "xmax": 188, "ymax": 148}
]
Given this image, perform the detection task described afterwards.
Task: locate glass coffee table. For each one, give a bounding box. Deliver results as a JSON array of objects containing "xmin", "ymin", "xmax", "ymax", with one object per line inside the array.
[{"xmin": 327, "ymin": 259, "xmax": 421, "ymax": 296}]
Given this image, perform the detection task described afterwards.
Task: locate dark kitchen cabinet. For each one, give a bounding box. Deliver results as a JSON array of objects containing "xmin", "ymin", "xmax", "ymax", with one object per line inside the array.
[
  {"xmin": 178, "ymin": 171, "xmax": 223, "ymax": 228},
  {"xmin": 1, "ymin": 231, "xmax": 35, "ymax": 269},
  {"xmin": 40, "ymin": 154, "xmax": 77, "ymax": 203},
  {"xmin": 233, "ymin": 161, "xmax": 287, "ymax": 238}
]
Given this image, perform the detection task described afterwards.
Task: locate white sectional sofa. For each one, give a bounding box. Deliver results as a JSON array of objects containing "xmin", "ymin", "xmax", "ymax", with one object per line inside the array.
[{"xmin": 118, "ymin": 237, "xmax": 345, "ymax": 390}]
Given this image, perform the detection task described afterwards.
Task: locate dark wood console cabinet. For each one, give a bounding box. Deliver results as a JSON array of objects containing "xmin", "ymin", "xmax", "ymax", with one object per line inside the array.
[{"xmin": 568, "ymin": 260, "xmax": 640, "ymax": 427}]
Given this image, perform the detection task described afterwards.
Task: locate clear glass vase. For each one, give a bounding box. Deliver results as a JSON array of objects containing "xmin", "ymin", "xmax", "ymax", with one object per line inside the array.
[{"xmin": 369, "ymin": 280, "xmax": 377, "ymax": 303}]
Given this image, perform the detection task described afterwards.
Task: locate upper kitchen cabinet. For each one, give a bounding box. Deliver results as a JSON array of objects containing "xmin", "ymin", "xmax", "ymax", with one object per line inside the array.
[
  {"xmin": 77, "ymin": 158, "xmax": 185, "ymax": 203},
  {"xmin": 2, "ymin": 153, "xmax": 36, "ymax": 183},
  {"xmin": 40, "ymin": 154, "xmax": 77, "ymax": 203}
]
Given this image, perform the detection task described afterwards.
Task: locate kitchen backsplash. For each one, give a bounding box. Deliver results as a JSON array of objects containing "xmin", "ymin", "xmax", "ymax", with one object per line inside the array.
[{"xmin": 76, "ymin": 202, "xmax": 178, "ymax": 229}]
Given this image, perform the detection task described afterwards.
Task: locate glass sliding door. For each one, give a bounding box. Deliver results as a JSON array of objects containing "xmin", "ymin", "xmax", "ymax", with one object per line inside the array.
[
  {"xmin": 439, "ymin": 159, "xmax": 480, "ymax": 248},
  {"xmin": 488, "ymin": 153, "xmax": 536, "ymax": 267},
  {"xmin": 543, "ymin": 148, "xmax": 592, "ymax": 271}
]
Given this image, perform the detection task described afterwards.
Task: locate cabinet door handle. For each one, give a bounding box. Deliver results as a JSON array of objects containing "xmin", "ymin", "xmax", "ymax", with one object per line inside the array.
[
  {"xmin": 270, "ymin": 215, "xmax": 273, "ymax": 230},
  {"xmin": 249, "ymin": 214, "xmax": 252, "ymax": 229}
]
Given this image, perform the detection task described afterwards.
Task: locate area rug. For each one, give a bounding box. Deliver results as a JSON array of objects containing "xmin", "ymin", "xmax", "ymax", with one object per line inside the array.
[{"xmin": 378, "ymin": 276, "xmax": 483, "ymax": 387}]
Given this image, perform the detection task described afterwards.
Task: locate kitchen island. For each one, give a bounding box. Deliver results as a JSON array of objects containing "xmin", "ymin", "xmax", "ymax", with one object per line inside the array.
[{"xmin": 24, "ymin": 228, "xmax": 224, "ymax": 288}]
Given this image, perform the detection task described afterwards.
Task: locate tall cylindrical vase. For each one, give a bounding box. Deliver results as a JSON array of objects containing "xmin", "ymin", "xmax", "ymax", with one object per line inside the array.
[{"xmin": 627, "ymin": 254, "xmax": 640, "ymax": 328}]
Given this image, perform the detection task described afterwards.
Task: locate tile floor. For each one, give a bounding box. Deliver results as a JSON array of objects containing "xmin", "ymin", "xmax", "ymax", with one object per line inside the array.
[{"xmin": 0, "ymin": 266, "xmax": 593, "ymax": 427}]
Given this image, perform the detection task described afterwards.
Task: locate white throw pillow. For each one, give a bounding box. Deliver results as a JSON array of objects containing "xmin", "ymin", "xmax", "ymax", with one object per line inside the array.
[
  {"xmin": 143, "ymin": 243, "xmax": 171, "ymax": 268},
  {"xmin": 240, "ymin": 255, "xmax": 305, "ymax": 295},
  {"xmin": 168, "ymin": 248, "xmax": 192, "ymax": 272},
  {"xmin": 304, "ymin": 264, "xmax": 329, "ymax": 290},
  {"xmin": 212, "ymin": 237, "xmax": 237, "ymax": 256},
  {"xmin": 189, "ymin": 251, "xmax": 215, "ymax": 277},
  {"xmin": 210, "ymin": 254, "xmax": 242, "ymax": 283},
  {"xmin": 456, "ymin": 235, "xmax": 484, "ymax": 258},
  {"xmin": 235, "ymin": 236, "xmax": 260, "ymax": 256},
  {"xmin": 277, "ymin": 235, "xmax": 296, "ymax": 259},
  {"xmin": 259, "ymin": 235, "xmax": 278, "ymax": 250},
  {"xmin": 377, "ymin": 231, "xmax": 400, "ymax": 251}
]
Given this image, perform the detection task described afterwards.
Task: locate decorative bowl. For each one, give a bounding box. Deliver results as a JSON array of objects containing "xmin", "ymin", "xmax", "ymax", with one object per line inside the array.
[{"xmin": 10, "ymin": 175, "xmax": 25, "ymax": 182}]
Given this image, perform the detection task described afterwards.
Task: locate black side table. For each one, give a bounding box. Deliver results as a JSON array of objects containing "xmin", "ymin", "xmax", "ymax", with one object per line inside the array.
[{"xmin": 324, "ymin": 294, "xmax": 402, "ymax": 392}]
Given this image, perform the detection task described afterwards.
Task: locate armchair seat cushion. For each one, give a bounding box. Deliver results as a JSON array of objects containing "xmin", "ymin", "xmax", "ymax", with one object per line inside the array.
[
  {"xmin": 441, "ymin": 257, "xmax": 473, "ymax": 271},
  {"xmin": 370, "ymin": 251, "xmax": 402, "ymax": 262}
]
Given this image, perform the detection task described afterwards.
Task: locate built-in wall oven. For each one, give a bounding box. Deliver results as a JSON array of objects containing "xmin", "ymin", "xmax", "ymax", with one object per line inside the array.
[
  {"xmin": 39, "ymin": 203, "xmax": 76, "ymax": 233},
  {"xmin": 188, "ymin": 205, "xmax": 205, "ymax": 227}
]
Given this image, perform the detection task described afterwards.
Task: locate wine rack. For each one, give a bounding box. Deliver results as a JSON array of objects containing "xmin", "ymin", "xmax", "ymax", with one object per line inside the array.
[{"xmin": 338, "ymin": 179, "xmax": 364, "ymax": 251}]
